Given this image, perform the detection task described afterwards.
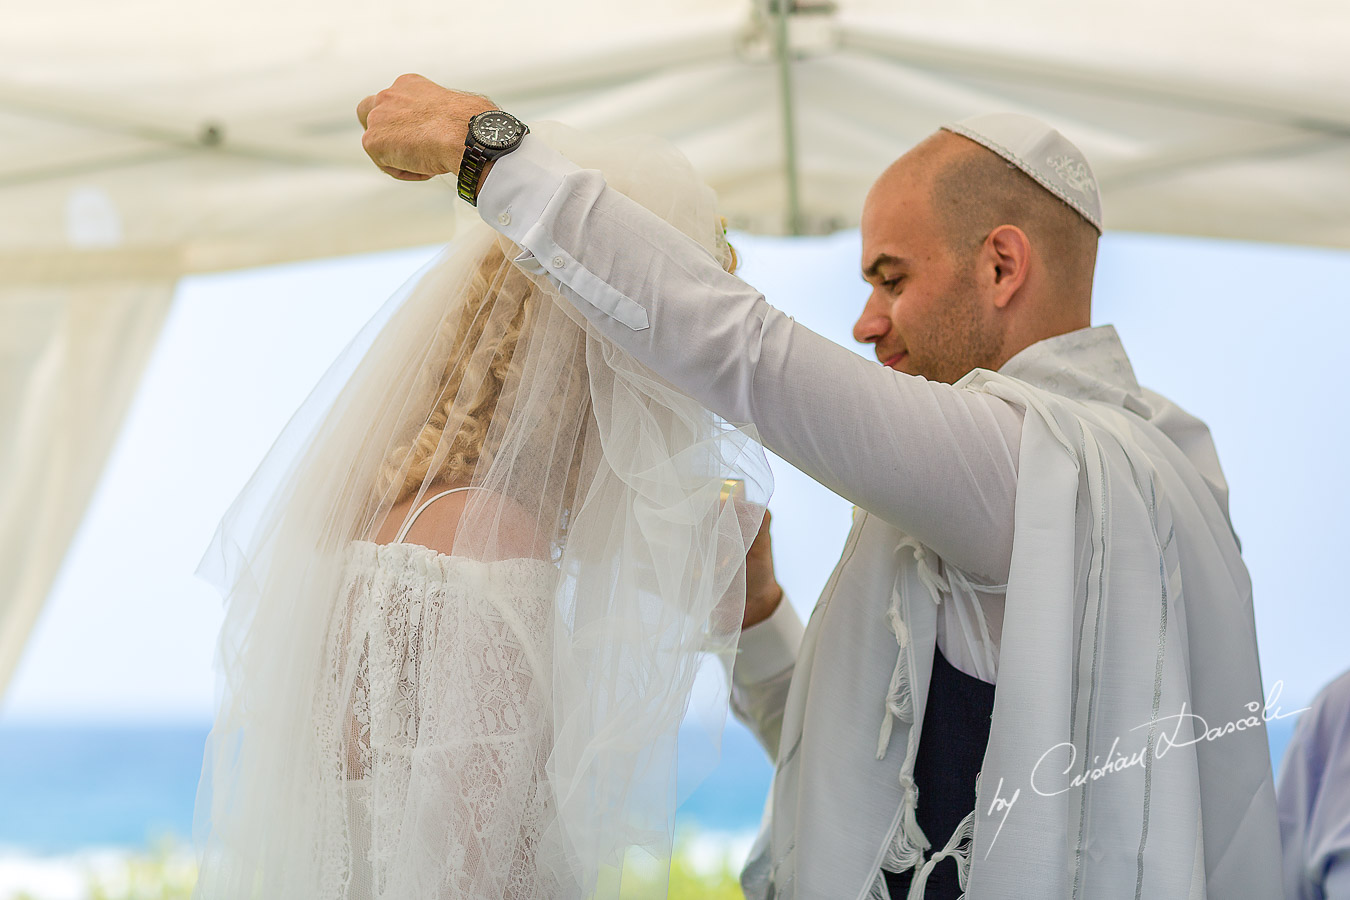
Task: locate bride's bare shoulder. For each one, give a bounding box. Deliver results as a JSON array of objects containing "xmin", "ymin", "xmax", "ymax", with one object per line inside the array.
[{"xmin": 376, "ymin": 487, "xmax": 551, "ymax": 561}]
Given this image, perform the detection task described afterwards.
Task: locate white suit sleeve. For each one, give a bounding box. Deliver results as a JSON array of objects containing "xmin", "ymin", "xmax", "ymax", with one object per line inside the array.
[
  {"xmin": 478, "ymin": 136, "xmax": 1022, "ymax": 584},
  {"xmin": 722, "ymin": 594, "xmax": 805, "ymax": 761}
]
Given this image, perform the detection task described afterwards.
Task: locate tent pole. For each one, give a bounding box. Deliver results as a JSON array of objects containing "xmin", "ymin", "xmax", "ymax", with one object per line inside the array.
[{"xmin": 773, "ymin": 0, "xmax": 803, "ymax": 236}]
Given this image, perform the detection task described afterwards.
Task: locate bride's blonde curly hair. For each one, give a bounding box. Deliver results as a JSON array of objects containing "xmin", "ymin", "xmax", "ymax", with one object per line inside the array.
[
  {"xmin": 380, "ymin": 222, "xmax": 738, "ymax": 506},
  {"xmin": 377, "ymin": 239, "xmax": 548, "ymax": 504}
]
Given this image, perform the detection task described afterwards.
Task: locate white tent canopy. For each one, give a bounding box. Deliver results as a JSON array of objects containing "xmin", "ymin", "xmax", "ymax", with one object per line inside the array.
[{"xmin": 4, "ymin": 0, "xmax": 1349, "ymax": 697}]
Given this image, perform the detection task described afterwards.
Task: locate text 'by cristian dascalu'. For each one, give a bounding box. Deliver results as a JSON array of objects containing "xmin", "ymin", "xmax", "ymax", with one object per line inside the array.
[{"xmin": 979, "ymin": 681, "xmax": 1307, "ymax": 859}]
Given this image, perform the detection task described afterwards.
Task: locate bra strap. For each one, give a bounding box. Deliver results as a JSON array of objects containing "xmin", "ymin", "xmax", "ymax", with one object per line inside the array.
[{"xmin": 392, "ymin": 486, "xmax": 479, "ymax": 544}]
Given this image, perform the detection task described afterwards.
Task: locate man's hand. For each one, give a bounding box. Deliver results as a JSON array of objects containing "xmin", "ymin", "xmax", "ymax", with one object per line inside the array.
[
  {"xmin": 356, "ymin": 74, "xmax": 497, "ymax": 181},
  {"xmin": 743, "ymin": 509, "xmax": 784, "ymax": 629}
]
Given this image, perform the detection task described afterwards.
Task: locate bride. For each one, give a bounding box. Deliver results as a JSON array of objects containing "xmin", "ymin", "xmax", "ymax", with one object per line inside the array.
[{"xmin": 191, "ymin": 126, "xmax": 771, "ymax": 899}]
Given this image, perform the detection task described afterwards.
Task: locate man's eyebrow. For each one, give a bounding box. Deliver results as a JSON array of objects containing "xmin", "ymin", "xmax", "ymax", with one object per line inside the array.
[{"xmin": 863, "ymin": 254, "xmax": 908, "ymax": 280}]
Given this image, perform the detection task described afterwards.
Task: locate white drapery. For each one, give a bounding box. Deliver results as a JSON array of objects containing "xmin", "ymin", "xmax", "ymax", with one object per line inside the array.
[{"xmin": 1, "ymin": 277, "xmax": 175, "ymax": 694}]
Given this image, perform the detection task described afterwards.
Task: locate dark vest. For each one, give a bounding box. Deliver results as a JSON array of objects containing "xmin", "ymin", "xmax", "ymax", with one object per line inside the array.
[{"xmin": 882, "ymin": 645, "xmax": 996, "ymax": 900}]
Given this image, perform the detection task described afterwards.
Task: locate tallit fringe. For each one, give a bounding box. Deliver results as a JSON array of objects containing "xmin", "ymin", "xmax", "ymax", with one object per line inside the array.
[
  {"xmin": 900, "ymin": 538, "xmax": 950, "ymax": 606},
  {"xmin": 877, "ymin": 539, "xmax": 948, "ymax": 760},
  {"xmin": 879, "ymin": 705, "xmax": 930, "ymax": 876},
  {"xmin": 875, "ymin": 538, "xmax": 943, "ymax": 888},
  {"xmin": 880, "ymin": 773, "xmax": 929, "ymax": 870},
  {"xmin": 877, "ymin": 595, "xmax": 912, "ymax": 757},
  {"xmin": 904, "ymin": 808, "xmax": 975, "ymax": 900}
]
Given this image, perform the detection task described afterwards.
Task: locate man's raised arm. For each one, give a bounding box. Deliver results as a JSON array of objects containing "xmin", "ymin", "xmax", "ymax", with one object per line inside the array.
[
  {"xmin": 477, "ymin": 135, "xmax": 1022, "ymax": 585},
  {"xmin": 357, "ymin": 77, "xmax": 1023, "ymax": 586}
]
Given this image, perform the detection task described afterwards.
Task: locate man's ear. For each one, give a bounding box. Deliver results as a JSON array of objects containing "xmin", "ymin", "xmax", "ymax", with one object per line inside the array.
[{"xmin": 983, "ymin": 225, "xmax": 1031, "ymax": 310}]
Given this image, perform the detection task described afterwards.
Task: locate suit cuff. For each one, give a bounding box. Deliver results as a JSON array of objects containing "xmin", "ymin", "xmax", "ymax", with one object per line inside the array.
[
  {"xmin": 476, "ymin": 133, "xmax": 578, "ymax": 246},
  {"xmin": 735, "ymin": 594, "xmax": 804, "ymax": 683},
  {"xmin": 475, "ymin": 132, "xmax": 652, "ymax": 330}
]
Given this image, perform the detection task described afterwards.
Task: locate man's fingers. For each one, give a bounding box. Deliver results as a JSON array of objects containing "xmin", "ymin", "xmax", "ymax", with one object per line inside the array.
[
  {"xmin": 356, "ymin": 93, "xmax": 376, "ymax": 129},
  {"xmin": 751, "ymin": 508, "xmax": 773, "ymax": 549},
  {"xmin": 380, "ymin": 165, "xmax": 432, "ymax": 182}
]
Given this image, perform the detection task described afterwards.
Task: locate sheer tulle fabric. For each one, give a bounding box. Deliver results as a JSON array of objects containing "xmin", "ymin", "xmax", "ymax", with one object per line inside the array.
[{"xmin": 192, "ymin": 127, "xmax": 771, "ymax": 899}]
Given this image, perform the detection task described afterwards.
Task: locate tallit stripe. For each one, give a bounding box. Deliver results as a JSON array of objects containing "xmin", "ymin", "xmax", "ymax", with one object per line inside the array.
[
  {"xmin": 1134, "ymin": 476, "xmax": 1171, "ymax": 900},
  {"xmin": 1072, "ymin": 428, "xmax": 1110, "ymax": 900}
]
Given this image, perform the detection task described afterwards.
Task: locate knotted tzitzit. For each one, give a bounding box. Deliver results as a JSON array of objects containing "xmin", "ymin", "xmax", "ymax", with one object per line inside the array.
[
  {"xmin": 903, "ymin": 808, "xmax": 976, "ymax": 900},
  {"xmin": 876, "ymin": 537, "xmax": 1008, "ymax": 899},
  {"xmin": 871, "ymin": 538, "xmax": 947, "ymax": 886},
  {"xmin": 877, "ymin": 537, "xmax": 947, "ymax": 757}
]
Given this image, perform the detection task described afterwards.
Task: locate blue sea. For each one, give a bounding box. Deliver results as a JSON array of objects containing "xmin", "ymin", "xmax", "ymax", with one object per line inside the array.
[
  {"xmin": 0, "ymin": 718, "xmax": 773, "ymax": 855},
  {"xmin": 0, "ymin": 714, "xmax": 1301, "ymax": 856}
]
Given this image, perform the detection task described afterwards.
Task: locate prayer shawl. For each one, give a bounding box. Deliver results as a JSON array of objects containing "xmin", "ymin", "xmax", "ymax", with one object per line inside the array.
[{"xmin": 739, "ymin": 326, "xmax": 1282, "ymax": 900}]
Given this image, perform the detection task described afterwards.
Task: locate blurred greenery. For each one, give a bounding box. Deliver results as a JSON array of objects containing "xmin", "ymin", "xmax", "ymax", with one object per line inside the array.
[
  {"xmin": 85, "ymin": 837, "xmax": 196, "ymax": 900},
  {"xmin": 3, "ymin": 831, "xmax": 746, "ymax": 900},
  {"xmin": 662, "ymin": 841, "xmax": 744, "ymax": 900},
  {"xmin": 617, "ymin": 827, "xmax": 746, "ymax": 899}
]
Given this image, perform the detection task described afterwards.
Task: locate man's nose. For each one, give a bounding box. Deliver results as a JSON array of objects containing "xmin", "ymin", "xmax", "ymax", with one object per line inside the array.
[{"xmin": 853, "ymin": 294, "xmax": 890, "ymax": 344}]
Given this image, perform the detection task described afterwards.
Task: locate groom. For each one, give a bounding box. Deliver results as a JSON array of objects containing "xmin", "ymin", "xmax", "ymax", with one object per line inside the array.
[{"xmin": 357, "ymin": 75, "xmax": 1283, "ymax": 899}]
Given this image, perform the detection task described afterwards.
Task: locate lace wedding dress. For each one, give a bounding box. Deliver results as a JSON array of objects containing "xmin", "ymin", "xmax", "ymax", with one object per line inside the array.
[{"xmin": 316, "ymin": 488, "xmax": 562, "ymax": 899}]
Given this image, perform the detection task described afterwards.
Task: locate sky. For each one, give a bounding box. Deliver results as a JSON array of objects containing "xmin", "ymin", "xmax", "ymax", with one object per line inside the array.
[{"xmin": 2, "ymin": 228, "xmax": 1349, "ymax": 724}]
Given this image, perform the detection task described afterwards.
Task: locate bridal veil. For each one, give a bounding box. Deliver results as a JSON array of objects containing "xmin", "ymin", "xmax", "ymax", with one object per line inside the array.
[{"xmin": 192, "ymin": 124, "xmax": 772, "ymax": 898}]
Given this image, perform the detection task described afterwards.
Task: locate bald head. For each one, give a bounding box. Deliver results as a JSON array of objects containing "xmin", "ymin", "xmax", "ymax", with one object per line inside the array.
[{"xmin": 907, "ymin": 130, "xmax": 1098, "ymax": 311}]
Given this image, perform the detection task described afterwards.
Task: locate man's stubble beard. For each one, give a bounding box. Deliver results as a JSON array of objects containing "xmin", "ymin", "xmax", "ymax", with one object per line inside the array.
[{"xmin": 911, "ymin": 263, "xmax": 1006, "ymax": 385}]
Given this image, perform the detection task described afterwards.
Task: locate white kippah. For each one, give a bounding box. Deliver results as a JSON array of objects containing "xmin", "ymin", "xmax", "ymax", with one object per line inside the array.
[{"xmin": 941, "ymin": 113, "xmax": 1103, "ymax": 233}]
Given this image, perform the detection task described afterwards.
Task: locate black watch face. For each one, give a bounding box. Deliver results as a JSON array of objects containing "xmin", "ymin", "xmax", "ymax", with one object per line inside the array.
[{"xmin": 471, "ymin": 111, "xmax": 526, "ymax": 151}]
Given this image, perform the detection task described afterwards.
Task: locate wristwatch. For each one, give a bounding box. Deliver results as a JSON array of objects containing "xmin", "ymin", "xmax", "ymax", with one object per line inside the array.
[{"xmin": 457, "ymin": 110, "xmax": 529, "ymax": 206}]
